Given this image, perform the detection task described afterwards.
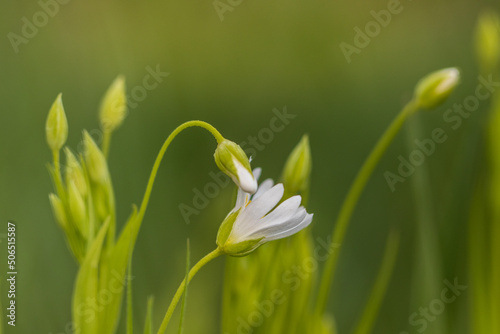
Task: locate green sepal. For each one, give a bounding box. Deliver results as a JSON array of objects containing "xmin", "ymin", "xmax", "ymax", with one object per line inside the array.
[
  {"xmin": 223, "ymin": 237, "xmax": 264, "ymax": 257},
  {"xmin": 216, "ymin": 208, "xmax": 241, "ymax": 247}
]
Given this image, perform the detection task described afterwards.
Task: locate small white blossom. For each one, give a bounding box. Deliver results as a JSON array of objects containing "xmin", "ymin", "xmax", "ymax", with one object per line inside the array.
[{"xmin": 217, "ymin": 168, "xmax": 313, "ymax": 256}]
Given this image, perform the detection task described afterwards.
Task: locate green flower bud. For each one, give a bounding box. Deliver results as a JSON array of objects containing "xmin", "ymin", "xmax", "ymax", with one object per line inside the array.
[
  {"xmin": 68, "ymin": 181, "xmax": 88, "ymax": 237},
  {"xmin": 414, "ymin": 67, "xmax": 460, "ymax": 109},
  {"xmin": 64, "ymin": 148, "xmax": 88, "ymax": 198},
  {"xmin": 99, "ymin": 75, "xmax": 127, "ymax": 133},
  {"xmin": 282, "ymin": 134, "xmax": 312, "ymax": 196},
  {"xmin": 83, "ymin": 131, "xmax": 109, "ymax": 184},
  {"xmin": 49, "ymin": 193, "xmax": 68, "ymax": 230},
  {"xmin": 214, "ymin": 139, "xmax": 257, "ymax": 194},
  {"xmin": 45, "ymin": 93, "xmax": 68, "ymax": 152},
  {"xmin": 476, "ymin": 11, "xmax": 500, "ymax": 73}
]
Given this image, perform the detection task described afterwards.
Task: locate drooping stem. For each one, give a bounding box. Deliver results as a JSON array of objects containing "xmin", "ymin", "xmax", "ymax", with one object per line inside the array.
[
  {"xmin": 157, "ymin": 248, "xmax": 224, "ymax": 334},
  {"xmin": 136, "ymin": 120, "xmax": 224, "ymax": 225},
  {"xmin": 315, "ymin": 100, "xmax": 419, "ymax": 316}
]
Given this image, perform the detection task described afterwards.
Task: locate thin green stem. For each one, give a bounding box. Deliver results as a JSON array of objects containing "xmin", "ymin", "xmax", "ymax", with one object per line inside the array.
[
  {"xmin": 102, "ymin": 131, "xmax": 112, "ymax": 158},
  {"xmin": 351, "ymin": 230, "xmax": 400, "ymax": 334},
  {"xmin": 157, "ymin": 248, "xmax": 224, "ymax": 334},
  {"xmin": 52, "ymin": 149, "xmax": 66, "ymax": 199},
  {"xmin": 136, "ymin": 121, "xmax": 224, "ymax": 225},
  {"xmin": 315, "ymin": 100, "xmax": 419, "ymax": 316}
]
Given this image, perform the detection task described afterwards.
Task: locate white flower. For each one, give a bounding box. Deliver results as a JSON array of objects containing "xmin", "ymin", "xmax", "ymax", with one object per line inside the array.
[{"xmin": 217, "ymin": 168, "xmax": 313, "ymax": 256}]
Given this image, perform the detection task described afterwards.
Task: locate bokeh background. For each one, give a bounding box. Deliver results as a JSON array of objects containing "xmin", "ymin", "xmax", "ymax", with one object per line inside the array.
[{"xmin": 1, "ymin": 0, "xmax": 499, "ymax": 333}]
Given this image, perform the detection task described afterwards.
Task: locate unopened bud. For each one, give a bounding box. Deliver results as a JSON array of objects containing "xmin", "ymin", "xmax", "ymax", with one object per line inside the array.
[
  {"xmin": 49, "ymin": 193, "xmax": 68, "ymax": 230},
  {"xmin": 99, "ymin": 76, "xmax": 127, "ymax": 133},
  {"xmin": 214, "ymin": 139, "xmax": 257, "ymax": 194},
  {"xmin": 476, "ymin": 11, "xmax": 500, "ymax": 73},
  {"xmin": 414, "ymin": 67, "xmax": 460, "ymax": 109},
  {"xmin": 46, "ymin": 93, "xmax": 68, "ymax": 152},
  {"xmin": 68, "ymin": 181, "xmax": 88, "ymax": 237},
  {"xmin": 282, "ymin": 135, "xmax": 312, "ymax": 196},
  {"xmin": 64, "ymin": 148, "xmax": 88, "ymax": 198},
  {"xmin": 83, "ymin": 131, "xmax": 109, "ymax": 184}
]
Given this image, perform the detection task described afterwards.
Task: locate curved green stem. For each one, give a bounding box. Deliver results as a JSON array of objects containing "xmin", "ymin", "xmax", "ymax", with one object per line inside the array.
[
  {"xmin": 315, "ymin": 100, "xmax": 419, "ymax": 316},
  {"xmin": 136, "ymin": 120, "xmax": 224, "ymax": 225},
  {"xmin": 157, "ymin": 248, "xmax": 224, "ymax": 334}
]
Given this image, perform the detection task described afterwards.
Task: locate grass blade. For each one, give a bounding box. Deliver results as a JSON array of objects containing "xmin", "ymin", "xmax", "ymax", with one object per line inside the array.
[
  {"xmin": 351, "ymin": 230, "xmax": 400, "ymax": 334},
  {"xmin": 178, "ymin": 239, "xmax": 191, "ymax": 334},
  {"xmin": 144, "ymin": 296, "xmax": 155, "ymax": 334},
  {"xmin": 127, "ymin": 248, "xmax": 134, "ymax": 334}
]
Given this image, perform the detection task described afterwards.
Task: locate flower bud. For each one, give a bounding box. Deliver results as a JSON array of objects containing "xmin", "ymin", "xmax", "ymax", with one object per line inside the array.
[
  {"xmin": 214, "ymin": 139, "xmax": 257, "ymax": 194},
  {"xmin": 64, "ymin": 148, "xmax": 88, "ymax": 198},
  {"xmin": 282, "ymin": 135, "xmax": 312, "ymax": 196},
  {"xmin": 49, "ymin": 193, "xmax": 68, "ymax": 230},
  {"xmin": 68, "ymin": 181, "xmax": 88, "ymax": 237},
  {"xmin": 99, "ymin": 76, "xmax": 127, "ymax": 133},
  {"xmin": 476, "ymin": 11, "xmax": 500, "ymax": 73},
  {"xmin": 414, "ymin": 68, "xmax": 460, "ymax": 109},
  {"xmin": 46, "ymin": 93, "xmax": 68, "ymax": 152},
  {"xmin": 83, "ymin": 131, "xmax": 109, "ymax": 184}
]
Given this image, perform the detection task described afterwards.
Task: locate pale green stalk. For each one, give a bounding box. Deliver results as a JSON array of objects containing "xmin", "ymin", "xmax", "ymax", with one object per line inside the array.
[
  {"xmin": 315, "ymin": 100, "xmax": 419, "ymax": 315},
  {"xmin": 468, "ymin": 182, "xmax": 489, "ymax": 334},
  {"xmin": 157, "ymin": 248, "xmax": 224, "ymax": 334},
  {"xmin": 52, "ymin": 149, "xmax": 66, "ymax": 199},
  {"xmin": 351, "ymin": 230, "xmax": 399, "ymax": 334},
  {"xmin": 102, "ymin": 131, "xmax": 112, "ymax": 158},
  {"xmin": 407, "ymin": 115, "xmax": 447, "ymax": 334},
  {"xmin": 178, "ymin": 239, "xmax": 191, "ymax": 334},
  {"xmin": 136, "ymin": 121, "xmax": 224, "ymax": 225}
]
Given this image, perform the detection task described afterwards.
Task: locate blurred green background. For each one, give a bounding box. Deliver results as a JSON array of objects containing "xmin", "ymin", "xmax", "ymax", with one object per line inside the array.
[{"xmin": 1, "ymin": 0, "xmax": 498, "ymax": 333}]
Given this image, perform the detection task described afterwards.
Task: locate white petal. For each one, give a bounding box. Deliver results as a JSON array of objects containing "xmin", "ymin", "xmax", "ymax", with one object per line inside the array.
[
  {"xmin": 259, "ymin": 195, "xmax": 302, "ymax": 225},
  {"xmin": 262, "ymin": 213, "xmax": 313, "ymax": 242},
  {"xmin": 253, "ymin": 168, "xmax": 262, "ymax": 181},
  {"xmin": 252, "ymin": 179, "xmax": 274, "ymax": 200},
  {"xmin": 244, "ymin": 206, "xmax": 307, "ymax": 240},
  {"xmin": 233, "ymin": 187, "xmax": 249, "ymax": 212},
  {"xmin": 233, "ymin": 158, "xmax": 257, "ymax": 194},
  {"xmin": 232, "ymin": 184, "xmax": 284, "ymax": 236}
]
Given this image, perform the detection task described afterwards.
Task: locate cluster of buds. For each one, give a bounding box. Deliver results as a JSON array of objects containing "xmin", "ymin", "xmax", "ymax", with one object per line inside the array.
[{"xmin": 46, "ymin": 77, "xmax": 126, "ymax": 262}]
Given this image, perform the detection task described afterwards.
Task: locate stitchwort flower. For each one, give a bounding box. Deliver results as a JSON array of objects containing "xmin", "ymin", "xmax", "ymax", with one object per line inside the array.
[{"xmin": 217, "ymin": 168, "xmax": 313, "ymax": 256}]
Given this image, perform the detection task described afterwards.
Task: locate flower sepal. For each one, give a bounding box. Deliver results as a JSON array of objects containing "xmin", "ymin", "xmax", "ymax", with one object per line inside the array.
[
  {"xmin": 216, "ymin": 209, "xmax": 241, "ymax": 247},
  {"xmin": 221, "ymin": 237, "xmax": 264, "ymax": 257}
]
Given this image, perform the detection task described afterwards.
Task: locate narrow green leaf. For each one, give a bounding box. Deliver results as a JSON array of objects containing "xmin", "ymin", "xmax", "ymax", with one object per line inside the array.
[
  {"xmin": 72, "ymin": 218, "xmax": 110, "ymax": 334},
  {"xmin": 144, "ymin": 296, "xmax": 154, "ymax": 334},
  {"xmin": 178, "ymin": 239, "xmax": 191, "ymax": 334},
  {"xmin": 351, "ymin": 230, "xmax": 400, "ymax": 334},
  {"xmin": 126, "ymin": 248, "xmax": 134, "ymax": 334},
  {"xmin": 99, "ymin": 206, "xmax": 138, "ymax": 334}
]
